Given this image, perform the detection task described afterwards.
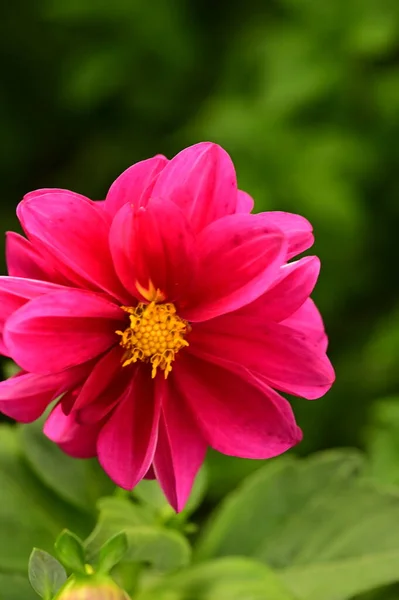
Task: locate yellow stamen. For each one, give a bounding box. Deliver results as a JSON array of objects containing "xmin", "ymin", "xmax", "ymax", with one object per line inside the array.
[
  {"xmin": 116, "ymin": 302, "xmax": 190, "ymax": 378},
  {"xmin": 136, "ymin": 280, "xmax": 166, "ymax": 303}
]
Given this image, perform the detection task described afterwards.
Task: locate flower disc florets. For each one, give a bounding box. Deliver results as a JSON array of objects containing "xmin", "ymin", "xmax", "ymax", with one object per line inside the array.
[{"xmin": 116, "ymin": 302, "xmax": 190, "ymax": 378}]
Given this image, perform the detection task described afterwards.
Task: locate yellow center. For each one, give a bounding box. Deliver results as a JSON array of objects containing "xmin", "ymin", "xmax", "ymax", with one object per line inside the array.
[{"xmin": 116, "ymin": 302, "xmax": 190, "ymax": 378}]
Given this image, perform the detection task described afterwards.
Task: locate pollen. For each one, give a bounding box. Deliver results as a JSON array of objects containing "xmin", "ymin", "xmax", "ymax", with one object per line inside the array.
[{"xmin": 116, "ymin": 302, "xmax": 190, "ymax": 378}]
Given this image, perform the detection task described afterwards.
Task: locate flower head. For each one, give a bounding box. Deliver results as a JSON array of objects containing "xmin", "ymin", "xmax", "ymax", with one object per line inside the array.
[
  {"xmin": 55, "ymin": 576, "xmax": 130, "ymax": 600},
  {"xmin": 0, "ymin": 142, "xmax": 334, "ymax": 511}
]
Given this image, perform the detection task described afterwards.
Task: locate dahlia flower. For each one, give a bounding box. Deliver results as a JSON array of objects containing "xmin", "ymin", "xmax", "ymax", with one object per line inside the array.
[{"xmin": 0, "ymin": 143, "xmax": 334, "ymax": 510}]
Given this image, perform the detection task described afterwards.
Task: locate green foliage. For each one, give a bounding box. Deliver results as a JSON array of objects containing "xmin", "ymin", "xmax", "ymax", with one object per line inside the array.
[
  {"xmin": 96, "ymin": 533, "xmax": 128, "ymax": 575},
  {"xmin": 135, "ymin": 558, "xmax": 296, "ymax": 600},
  {"xmin": 6, "ymin": 421, "xmax": 399, "ymax": 600},
  {"xmin": 54, "ymin": 531, "xmax": 86, "ymax": 574},
  {"xmin": 19, "ymin": 418, "xmax": 115, "ymax": 512},
  {"xmin": 197, "ymin": 450, "xmax": 399, "ymax": 600},
  {"xmin": 85, "ymin": 497, "xmax": 191, "ymax": 571},
  {"xmin": 0, "ymin": 425, "xmax": 89, "ymax": 573},
  {"xmin": 0, "ymin": 423, "xmax": 108, "ymax": 594},
  {"xmin": 131, "ymin": 467, "xmax": 207, "ymax": 530},
  {"xmin": 28, "ymin": 550, "xmax": 67, "ymax": 599}
]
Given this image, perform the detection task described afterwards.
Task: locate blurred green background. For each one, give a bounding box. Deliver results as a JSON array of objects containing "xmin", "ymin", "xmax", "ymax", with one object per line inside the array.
[
  {"xmin": 2, "ymin": 0, "xmax": 399, "ymax": 455},
  {"xmin": 1, "ymin": 1, "xmax": 399, "ymax": 598}
]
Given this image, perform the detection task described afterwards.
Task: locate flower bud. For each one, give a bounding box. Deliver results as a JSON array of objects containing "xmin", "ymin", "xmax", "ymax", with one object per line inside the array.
[{"xmin": 55, "ymin": 575, "xmax": 130, "ymax": 600}]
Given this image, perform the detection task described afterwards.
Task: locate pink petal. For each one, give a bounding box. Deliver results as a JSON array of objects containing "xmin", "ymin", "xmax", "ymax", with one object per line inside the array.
[
  {"xmin": 104, "ymin": 155, "xmax": 168, "ymax": 216},
  {"xmin": 44, "ymin": 400, "xmax": 101, "ymax": 459},
  {"xmin": 190, "ymin": 315, "xmax": 334, "ymax": 400},
  {"xmin": 0, "ymin": 339, "xmax": 9, "ymax": 357},
  {"xmin": 73, "ymin": 346, "xmax": 131, "ymax": 424},
  {"xmin": 4, "ymin": 289, "xmax": 124, "ymax": 374},
  {"xmin": 110, "ymin": 198, "xmax": 198, "ymax": 303},
  {"xmin": 23, "ymin": 188, "xmax": 90, "ymax": 203},
  {"xmin": 108, "ymin": 203, "xmax": 138, "ymax": 299},
  {"xmin": 257, "ymin": 322, "xmax": 334, "ymax": 399},
  {"xmin": 153, "ymin": 377, "xmax": 207, "ymax": 512},
  {"xmin": 17, "ymin": 190, "xmax": 128, "ymax": 302},
  {"xmin": 0, "ymin": 363, "xmax": 89, "ymax": 422},
  {"xmin": 6, "ymin": 232, "xmax": 65, "ymax": 283},
  {"xmin": 174, "ymin": 354, "xmax": 302, "ymax": 459},
  {"xmin": 263, "ymin": 211, "xmax": 314, "ymax": 260},
  {"xmin": 183, "ymin": 213, "xmax": 287, "ymax": 321},
  {"xmin": 0, "ymin": 373, "xmax": 56, "ymax": 422},
  {"xmin": 0, "ymin": 276, "xmax": 66, "ymax": 311},
  {"xmin": 151, "ymin": 142, "xmax": 237, "ymax": 233},
  {"xmin": 283, "ymin": 298, "xmax": 328, "ymax": 352},
  {"xmin": 0, "ymin": 276, "xmax": 67, "ymax": 356},
  {"xmin": 97, "ymin": 365, "xmax": 161, "ymax": 490},
  {"xmin": 237, "ymin": 256, "xmax": 320, "ymax": 323},
  {"xmin": 236, "ymin": 190, "xmax": 254, "ymax": 213}
]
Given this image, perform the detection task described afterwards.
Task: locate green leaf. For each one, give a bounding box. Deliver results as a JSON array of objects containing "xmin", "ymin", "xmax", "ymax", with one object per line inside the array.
[
  {"xmin": 0, "ymin": 425, "xmax": 90, "ymax": 573},
  {"xmin": 97, "ymin": 532, "xmax": 128, "ymax": 574},
  {"xmin": 86, "ymin": 497, "xmax": 190, "ymax": 571},
  {"xmin": 19, "ymin": 419, "xmax": 114, "ymax": 513},
  {"xmin": 196, "ymin": 449, "xmax": 399, "ymax": 599},
  {"xmin": 0, "ymin": 572, "xmax": 38, "ymax": 600},
  {"xmin": 116, "ymin": 526, "xmax": 191, "ymax": 571},
  {"xmin": 55, "ymin": 531, "xmax": 86, "ymax": 574},
  {"xmin": 28, "ymin": 549, "xmax": 67, "ymax": 599},
  {"xmin": 281, "ymin": 551, "xmax": 399, "ymax": 600},
  {"xmin": 135, "ymin": 557, "xmax": 295, "ymax": 600},
  {"xmin": 195, "ymin": 454, "xmax": 300, "ymax": 561},
  {"xmin": 86, "ymin": 496, "xmax": 154, "ymax": 557},
  {"xmin": 133, "ymin": 465, "xmax": 207, "ymax": 524},
  {"xmin": 205, "ymin": 449, "xmax": 269, "ymax": 502}
]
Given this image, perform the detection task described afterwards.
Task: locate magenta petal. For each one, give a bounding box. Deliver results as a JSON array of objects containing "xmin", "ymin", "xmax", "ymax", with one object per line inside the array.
[
  {"xmin": 44, "ymin": 401, "xmax": 100, "ymax": 459},
  {"xmin": 97, "ymin": 366, "xmax": 161, "ymax": 490},
  {"xmin": 73, "ymin": 346, "xmax": 130, "ymax": 424},
  {"xmin": 263, "ymin": 211, "xmax": 314, "ymax": 259},
  {"xmin": 108, "ymin": 203, "xmax": 139, "ymax": 299},
  {"xmin": 0, "ymin": 363, "xmax": 89, "ymax": 422},
  {"xmin": 256, "ymin": 322, "xmax": 334, "ymax": 399},
  {"xmin": 190, "ymin": 315, "xmax": 334, "ymax": 400},
  {"xmin": 239, "ymin": 256, "xmax": 321, "ymax": 323},
  {"xmin": 0, "ymin": 276, "xmax": 66, "ymax": 311},
  {"xmin": 0, "ymin": 276, "xmax": 67, "ymax": 356},
  {"xmin": 6, "ymin": 232, "xmax": 64, "ymax": 283},
  {"xmin": 104, "ymin": 155, "xmax": 168, "ymax": 216},
  {"xmin": 183, "ymin": 213, "xmax": 286, "ymax": 321},
  {"xmin": 23, "ymin": 188, "xmax": 90, "ymax": 203},
  {"xmin": 151, "ymin": 142, "xmax": 237, "ymax": 233},
  {"xmin": 0, "ymin": 339, "xmax": 9, "ymax": 357},
  {"xmin": 283, "ymin": 298, "xmax": 328, "ymax": 352},
  {"xmin": 0, "ymin": 372, "xmax": 59, "ymax": 422},
  {"xmin": 4, "ymin": 289, "xmax": 123, "ymax": 374},
  {"xmin": 153, "ymin": 377, "xmax": 207, "ymax": 512},
  {"xmin": 174, "ymin": 354, "xmax": 302, "ymax": 459},
  {"xmin": 236, "ymin": 190, "xmax": 254, "ymax": 213},
  {"xmin": 110, "ymin": 198, "xmax": 198, "ymax": 303},
  {"xmin": 17, "ymin": 191, "xmax": 128, "ymax": 302}
]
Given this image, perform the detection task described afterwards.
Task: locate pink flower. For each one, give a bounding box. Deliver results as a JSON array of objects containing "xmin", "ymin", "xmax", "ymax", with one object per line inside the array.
[{"xmin": 0, "ymin": 142, "xmax": 334, "ymax": 511}]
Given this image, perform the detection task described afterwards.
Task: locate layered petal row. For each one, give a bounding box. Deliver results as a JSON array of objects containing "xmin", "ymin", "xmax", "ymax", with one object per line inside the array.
[{"xmin": 0, "ymin": 142, "xmax": 335, "ymax": 511}]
